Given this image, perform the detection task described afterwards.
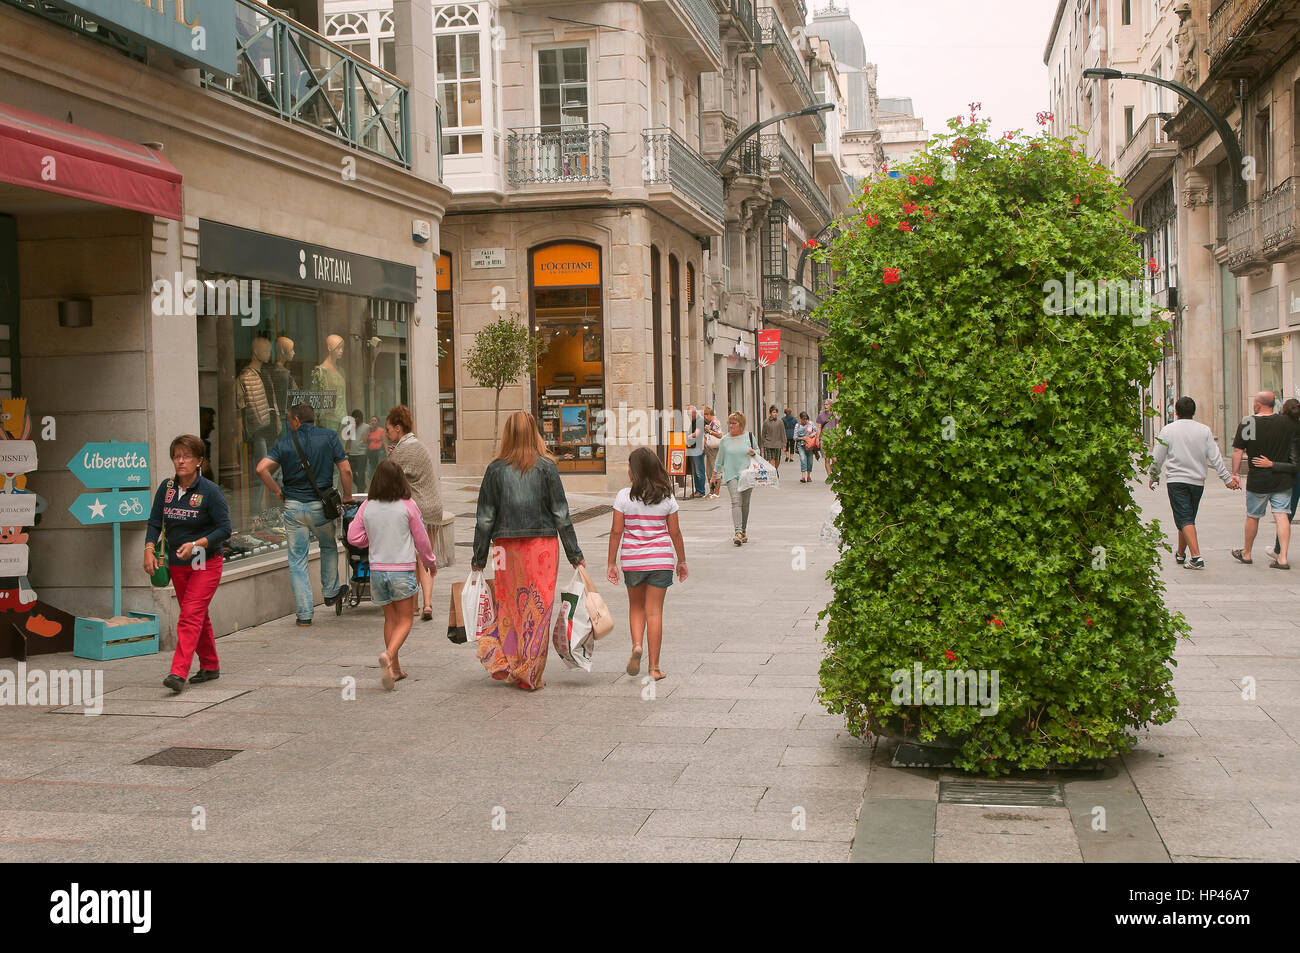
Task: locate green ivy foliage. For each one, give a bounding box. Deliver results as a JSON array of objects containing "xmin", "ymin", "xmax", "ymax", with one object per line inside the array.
[{"xmin": 814, "ymin": 116, "xmax": 1187, "ymax": 774}]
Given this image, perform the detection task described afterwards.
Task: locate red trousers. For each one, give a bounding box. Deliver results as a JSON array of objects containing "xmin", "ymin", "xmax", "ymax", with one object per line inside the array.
[{"xmin": 168, "ymin": 558, "xmax": 222, "ymax": 678}]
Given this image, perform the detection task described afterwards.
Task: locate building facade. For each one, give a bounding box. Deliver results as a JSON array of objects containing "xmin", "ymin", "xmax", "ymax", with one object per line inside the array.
[{"xmin": 1, "ymin": 0, "xmax": 449, "ymax": 650}]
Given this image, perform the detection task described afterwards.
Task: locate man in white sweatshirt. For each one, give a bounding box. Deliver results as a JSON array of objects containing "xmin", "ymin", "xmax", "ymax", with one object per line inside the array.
[{"xmin": 1149, "ymin": 396, "xmax": 1240, "ymax": 569}]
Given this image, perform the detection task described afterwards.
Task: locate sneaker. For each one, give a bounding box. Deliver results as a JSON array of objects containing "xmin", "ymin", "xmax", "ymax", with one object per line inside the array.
[
  {"xmin": 163, "ymin": 674, "xmax": 185, "ymax": 694},
  {"xmin": 1175, "ymin": 553, "xmax": 1186, "ymax": 565},
  {"xmin": 324, "ymin": 584, "xmax": 348, "ymax": 607},
  {"xmin": 733, "ymin": 532, "xmax": 743, "ymax": 546},
  {"xmin": 1187, "ymin": 557, "xmax": 1205, "ymax": 570},
  {"xmin": 190, "ymin": 669, "xmax": 220, "ymax": 684},
  {"xmin": 296, "ymin": 617, "xmax": 313, "ymax": 626}
]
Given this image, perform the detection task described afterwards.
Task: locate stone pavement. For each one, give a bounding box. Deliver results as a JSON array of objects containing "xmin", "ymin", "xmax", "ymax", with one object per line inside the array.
[{"xmin": 3, "ymin": 465, "xmax": 1297, "ymax": 862}]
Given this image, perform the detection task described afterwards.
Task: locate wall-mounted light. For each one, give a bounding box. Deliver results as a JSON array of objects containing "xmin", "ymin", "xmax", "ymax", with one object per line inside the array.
[{"xmin": 58, "ymin": 298, "xmax": 93, "ymax": 328}]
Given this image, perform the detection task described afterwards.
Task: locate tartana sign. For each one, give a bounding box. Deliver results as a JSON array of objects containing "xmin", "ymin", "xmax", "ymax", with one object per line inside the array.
[{"xmin": 51, "ymin": 0, "xmax": 237, "ymax": 77}]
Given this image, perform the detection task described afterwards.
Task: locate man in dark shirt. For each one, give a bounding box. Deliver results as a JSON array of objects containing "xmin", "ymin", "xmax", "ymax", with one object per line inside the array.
[
  {"xmin": 256, "ymin": 404, "xmax": 354, "ymax": 623},
  {"xmin": 1231, "ymin": 391, "xmax": 1300, "ymax": 568},
  {"xmin": 782, "ymin": 407, "xmax": 797, "ymax": 461}
]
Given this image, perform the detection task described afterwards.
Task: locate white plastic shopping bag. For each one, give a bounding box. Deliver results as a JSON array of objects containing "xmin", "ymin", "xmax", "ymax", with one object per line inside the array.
[
  {"xmin": 738, "ymin": 456, "xmax": 778, "ymax": 491},
  {"xmin": 461, "ymin": 570, "xmax": 495, "ymax": 643},
  {"xmin": 819, "ymin": 499, "xmax": 843, "ymax": 547},
  {"xmin": 551, "ymin": 568, "xmax": 596, "ymax": 672}
]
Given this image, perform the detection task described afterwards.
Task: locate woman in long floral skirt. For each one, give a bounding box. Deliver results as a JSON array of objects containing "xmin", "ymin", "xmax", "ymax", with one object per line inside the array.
[{"xmin": 471, "ymin": 411, "xmax": 585, "ymax": 690}]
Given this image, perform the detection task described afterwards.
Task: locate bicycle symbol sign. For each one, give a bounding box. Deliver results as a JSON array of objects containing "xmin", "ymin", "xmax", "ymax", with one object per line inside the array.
[{"xmin": 70, "ymin": 490, "xmax": 152, "ymax": 525}]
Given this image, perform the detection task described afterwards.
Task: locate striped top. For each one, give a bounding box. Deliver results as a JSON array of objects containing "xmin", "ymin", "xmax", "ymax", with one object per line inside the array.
[{"xmin": 614, "ymin": 487, "xmax": 679, "ymax": 571}]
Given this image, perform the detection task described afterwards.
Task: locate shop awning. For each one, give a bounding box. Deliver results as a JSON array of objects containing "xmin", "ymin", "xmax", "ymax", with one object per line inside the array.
[{"xmin": 0, "ymin": 103, "xmax": 181, "ymax": 220}]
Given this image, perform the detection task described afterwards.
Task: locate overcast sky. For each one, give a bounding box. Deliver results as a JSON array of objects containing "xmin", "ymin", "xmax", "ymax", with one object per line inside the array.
[{"xmin": 834, "ymin": 0, "xmax": 1059, "ymax": 135}]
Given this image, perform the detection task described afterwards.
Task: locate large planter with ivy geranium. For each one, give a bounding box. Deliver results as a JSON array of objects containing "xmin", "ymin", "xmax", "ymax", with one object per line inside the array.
[{"xmin": 813, "ymin": 114, "xmax": 1186, "ymax": 775}]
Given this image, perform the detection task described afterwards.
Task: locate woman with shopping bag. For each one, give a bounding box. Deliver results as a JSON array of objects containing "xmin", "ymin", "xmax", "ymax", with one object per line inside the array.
[
  {"xmin": 470, "ymin": 411, "xmax": 585, "ymax": 691},
  {"xmin": 712, "ymin": 411, "xmax": 761, "ymax": 546}
]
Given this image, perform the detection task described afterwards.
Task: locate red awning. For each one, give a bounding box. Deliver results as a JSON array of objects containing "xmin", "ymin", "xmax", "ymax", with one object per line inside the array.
[{"xmin": 0, "ymin": 102, "xmax": 182, "ymax": 220}]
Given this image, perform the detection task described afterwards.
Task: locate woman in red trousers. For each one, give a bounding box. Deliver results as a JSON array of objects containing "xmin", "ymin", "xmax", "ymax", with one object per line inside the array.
[{"xmin": 144, "ymin": 434, "xmax": 232, "ymax": 694}]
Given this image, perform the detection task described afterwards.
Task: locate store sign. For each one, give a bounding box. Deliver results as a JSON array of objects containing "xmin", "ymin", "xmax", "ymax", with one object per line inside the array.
[
  {"xmin": 0, "ymin": 494, "xmax": 36, "ymax": 525},
  {"xmin": 0, "ymin": 543, "xmax": 28, "ymax": 576},
  {"xmin": 199, "ymin": 220, "xmax": 417, "ymax": 302},
  {"xmin": 70, "ymin": 490, "xmax": 153, "ymax": 525},
  {"xmin": 436, "ymin": 253, "xmax": 451, "ymax": 291},
  {"xmin": 51, "ymin": 0, "xmax": 238, "ymax": 77},
  {"xmin": 288, "ymin": 390, "xmax": 337, "ymax": 411},
  {"xmin": 757, "ymin": 329, "xmax": 781, "ymax": 367},
  {"xmin": 67, "ymin": 442, "xmax": 150, "ymax": 489},
  {"xmin": 533, "ymin": 243, "xmax": 600, "ymax": 287},
  {"xmin": 471, "ymin": 247, "xmax": 506, "ymax": 269}
]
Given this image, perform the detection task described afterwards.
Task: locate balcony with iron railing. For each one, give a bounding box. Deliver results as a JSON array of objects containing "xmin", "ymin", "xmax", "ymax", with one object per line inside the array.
[
  {"xmin": 761, "ymin": 132, "xmax": 832, "ymax": 224},
  {"xmin": 756, "ymin": 7, "xmax": 823, "ymax": 134},
  {"xmin": 201, "ymin": 0, "xmax": 411, "ymax": 167},
  {"xmin": 762, "ymin": 275, "xmax": 827, "ymax": 326},
  {"xmin": 642, "ymin": 127, "xmax": 725, "ymax": 229},
  {"xmin": 1226, "ymin": 201, "xmax": 1267, "ymax": 274},
  {"xmin": 643, "ymin": 0, "xmax": 723, "ymax": 71},
  {"xmin": 505, "ymin": 124, "xmax": 611, "ymax": 188},
  {"xmin": 1115, "ymin": 113, "xmax": 1178, "ymax": 195},
  {"xmin": 1209, "ymin": 0, "xmax": 1279, "ymax": 67},
  {"xmin": 715, "ymin": 0, "xmax": 760, "ymax": 52},
  {"xmin": 1260, "ymin": 176, "xmax": 1297, "ymax": 259}
]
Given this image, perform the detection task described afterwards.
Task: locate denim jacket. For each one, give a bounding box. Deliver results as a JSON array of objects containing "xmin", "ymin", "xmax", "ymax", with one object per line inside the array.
[{"xmin": 471, "ymin": 457, "xmax": 584, "ymax": 570}]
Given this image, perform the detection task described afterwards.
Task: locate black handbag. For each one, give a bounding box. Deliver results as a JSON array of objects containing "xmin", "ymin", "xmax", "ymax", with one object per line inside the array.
[{"xmin": 290, "ymin": 426, "xmax": 343, "ymax": 520}]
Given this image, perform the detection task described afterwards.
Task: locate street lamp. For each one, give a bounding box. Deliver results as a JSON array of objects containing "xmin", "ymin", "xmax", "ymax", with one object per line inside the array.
[
  {"xmin": 1082, "ymin": 67, "xmax": 1246, "ymax": 210},
  {"xmin": 713, "ymin": 102, "xmax": 836, "ymax": 172}
]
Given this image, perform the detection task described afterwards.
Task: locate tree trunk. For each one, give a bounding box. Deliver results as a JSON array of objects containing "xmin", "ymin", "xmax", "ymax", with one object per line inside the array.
[{"xmin": 493, "ymin": 386, "xmax": 501, "ymax": 447}]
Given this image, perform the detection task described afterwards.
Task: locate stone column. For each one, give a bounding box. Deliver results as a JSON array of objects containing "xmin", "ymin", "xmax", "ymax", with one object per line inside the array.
[{"xmin": 1179, "ymin": 164, "xmax": 1218, "ymax": 439}]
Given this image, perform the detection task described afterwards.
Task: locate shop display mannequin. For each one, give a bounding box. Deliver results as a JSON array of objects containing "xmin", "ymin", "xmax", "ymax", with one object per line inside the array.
[
  {"xmin": 238, "ymin": 337, "xmax": 280, "ymax": 508},
  {"xmin": 271, "ymin": 335, "xmax": 297, "ymax": 434},
  {"xmin": 311, "ymin": 333, "xmax": 347, "ymax": 433}
]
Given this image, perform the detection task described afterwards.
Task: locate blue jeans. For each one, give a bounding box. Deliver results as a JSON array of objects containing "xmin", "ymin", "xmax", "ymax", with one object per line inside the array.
[
  {"xmin": 689, "ymin": 454, "xmax": 706, "ymax": 495},
  {"xmin": 798, "ymin": 445, "xmax": 814, "ymax": 473},
  {"xmin": 284, "ymin": 499, "xmax": 340, "ymax": 620}
]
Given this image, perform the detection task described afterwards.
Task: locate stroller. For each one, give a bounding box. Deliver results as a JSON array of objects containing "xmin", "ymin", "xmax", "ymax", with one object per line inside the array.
[{"xmin": 338, "ymin": 498, "xmax": 370, "ymax": 613}]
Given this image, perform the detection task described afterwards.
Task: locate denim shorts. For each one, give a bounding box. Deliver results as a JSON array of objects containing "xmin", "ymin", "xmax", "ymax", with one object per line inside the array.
[
  {"xmin": 1246, "ymin": 489, "xmax": 1293, "ymax": 519},
  {"xmin": 624, "ymin": 569, "xmax": 674, "ymax": 589},
  {"xmin": 1166, "ymin": 482, "xmax": 1204, "ymax": 530},
  {"xmin": 370, "ymin": 569, "xmax": 419, "ymax": 606}
]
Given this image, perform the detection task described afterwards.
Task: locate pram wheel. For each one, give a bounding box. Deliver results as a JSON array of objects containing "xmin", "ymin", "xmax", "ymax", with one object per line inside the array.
[{"xmin": 335, "ymin": 597, "xmax": 343, "ymax": 616}]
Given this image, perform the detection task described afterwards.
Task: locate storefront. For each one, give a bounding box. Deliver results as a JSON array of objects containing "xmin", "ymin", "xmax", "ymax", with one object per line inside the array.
[
  {"xmin": 196, "ymin": 220, "xmax": 417, "ymax": 563},
  {"xmin": 529, "ymin": 241, "xmax": 605, "ymax": 473}
]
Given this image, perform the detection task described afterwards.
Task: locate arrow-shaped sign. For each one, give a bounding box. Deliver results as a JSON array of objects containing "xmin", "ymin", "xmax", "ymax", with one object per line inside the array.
[
  {"xmin": 69, "ymin": 490, "xmax": 152, "ymax": 525},
  {"xmin": 68, "ymin": 442, "xmax": 150, "ymax": 490}
]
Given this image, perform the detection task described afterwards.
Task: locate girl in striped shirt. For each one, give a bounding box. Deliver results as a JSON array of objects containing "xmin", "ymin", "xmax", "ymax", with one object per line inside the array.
[{"xmin": 606, "ymin": 447, "xmax": 687, "ymax": 682}]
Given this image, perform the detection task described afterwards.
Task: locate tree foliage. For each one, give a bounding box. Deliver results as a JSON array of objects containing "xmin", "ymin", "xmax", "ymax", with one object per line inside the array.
[
  {"xmin": 813, "ymin": 115, "xmax": 1187, "ymax": 773},
  {"xmin": 464, "ymin": 312, "xmax": 548, "ymax": 443}
]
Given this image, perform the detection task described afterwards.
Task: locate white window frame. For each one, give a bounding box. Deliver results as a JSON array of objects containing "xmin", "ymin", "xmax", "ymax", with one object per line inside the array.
[{"xmin": 434, "ymin": 4, "xmax": 486, "ymax": 157}]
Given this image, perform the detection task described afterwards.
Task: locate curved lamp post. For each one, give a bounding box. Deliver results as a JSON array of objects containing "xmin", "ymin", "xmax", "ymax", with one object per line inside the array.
[
  {"xmin": 713, "ymin": 102, "xmax": 835, "ymax": 172},
  {"xmin": 1082, "ymin": 67, "xmax": 1245, "ymax": 211}
]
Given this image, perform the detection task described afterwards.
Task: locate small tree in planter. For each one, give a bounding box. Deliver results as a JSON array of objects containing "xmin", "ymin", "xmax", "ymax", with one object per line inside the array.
[
  {"xmin": 464, "ymin": 312, "xmax": 548, "ymax": 445},
  {"xmin": 813, "ymin": 114, "xmax": 1186, "ymax": 774}
]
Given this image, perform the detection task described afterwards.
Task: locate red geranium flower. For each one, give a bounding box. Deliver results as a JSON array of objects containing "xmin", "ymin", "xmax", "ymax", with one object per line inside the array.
[
  {"xmin": 944, "ymin": 649, "xmax": 957, "ymax": 662},
  {"xmin": 1032, "ymin": 382, "xmax": 1047, "ymax": 394},
  {"xmin": 805, "ymin": 239, "xmax": 819, "ymax": 249},
  {"xmin": 898, "ymin": 221, "xmax": 913, "ymax": 232},
  {"xmin": 1086, "ymin": 617, "xmax": 1094, "ymax": 626},
  {"xmin": 1148, "ymin": 257, "xmax": 1159, "ymax": 273},
  {"xmin": 989, "ymin": 617, "xmax": 1004, "ymax": 628},
  {"xmin": 865, "ymin": 215, "xmax": 879, "ymax": 227},
  {"xmin": 921, "ymin": 175, "xmax": 934, "ymax": 185},
  {"xmin": 922, "ymin": 206, "xmax": 933, "ymax": 218},
  {"xmin": 907, "ymin": 175, "xmax": 918, "ymax": 185},
  {"xmin": 903, "ymin": 201, "xmax": 919, "ymax": 214},
  {"xmin": 955, "ymin": 116, "xmax": 964, "ymax": 125},
  {"xmin": 882, "ymin": 268, "xmax": 900, "ymax": 285},
  {"xmin": 872, "ymin": 343, "xmax": 880, "ymax": 349},
  {"xmin": 1072, "ymin": 195, "xmax": 1080, "ymax": 204}
]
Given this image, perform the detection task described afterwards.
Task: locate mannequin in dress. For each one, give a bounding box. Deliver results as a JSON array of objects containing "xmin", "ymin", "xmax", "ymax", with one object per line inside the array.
[
  {"xmin": 271, "ymin": 335, "xmax": 297, "ymax": 434},
  {"xmin": 238, "ymin": 337, "xmax": 279, "ymax": 508},
  {"xmin": 311, "ymin": 333, "xmax": 346, "ymax": 433}
]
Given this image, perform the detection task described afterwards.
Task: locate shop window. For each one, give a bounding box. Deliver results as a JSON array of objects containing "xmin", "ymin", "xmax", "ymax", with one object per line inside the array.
[
  {"xmin": 437, "ymin": 30, "xmax": 484, "ymax": 156},
  {"xmin": 437, "ymin": 252, "xmax": 456, "ymax": 463},
  {"xmin": 531, "ymin": 242, "xmax": 604, "ymax": 473},
  {"xmin": 199, "ymin": 280, "xmax": 410, "ymax": 564},
  {"xmin": 1259, "ymin": 336, "xmax": 1284, "ymax": 397}
]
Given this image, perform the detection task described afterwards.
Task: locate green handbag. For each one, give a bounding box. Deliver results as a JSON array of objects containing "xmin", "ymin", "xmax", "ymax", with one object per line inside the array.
[{"xmin": 149, "ymin": 479, "xmax": 173, "ymax": 588}]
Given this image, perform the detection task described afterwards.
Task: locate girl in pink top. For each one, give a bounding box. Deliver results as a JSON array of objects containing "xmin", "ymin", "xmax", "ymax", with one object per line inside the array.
[
  {"xmin": 347, "ymin": 459, "xmax": 437, "ymax": 690},
  {"xmin": 606, "ymin": 447, "xmax": 687, "ymax": 682}
]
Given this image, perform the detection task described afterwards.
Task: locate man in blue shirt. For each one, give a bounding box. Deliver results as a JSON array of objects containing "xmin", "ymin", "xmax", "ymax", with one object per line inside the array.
[
  {"xmin": 256, "ymin": 403, "xmax": 354, "ymax": 625},
  {"xmin": 782, "ymin": 407, "xmax": 797, "ymax": 462}
]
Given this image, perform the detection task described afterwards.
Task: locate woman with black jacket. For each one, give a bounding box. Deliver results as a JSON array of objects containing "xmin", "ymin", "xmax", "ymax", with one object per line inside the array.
[{"xmin": 471, "ymin": 411, "xmax": 585, "ymax": 691}]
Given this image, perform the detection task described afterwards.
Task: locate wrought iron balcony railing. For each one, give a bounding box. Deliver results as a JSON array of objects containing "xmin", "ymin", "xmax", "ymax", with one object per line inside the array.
[
  {"xmin": 202, "ymin": 0, "xmax": 410, "ymax": 167},
  {"xmin": 760, "ymin": 132, "xmax": 832, "ymax": 222},
  {"xmin": 756, "ymin": 7, "xmax": 822, "ymax": 132},
  {"xmin": 506, "ymin": 124, "xmax": 611, "ymax": 187},
  {"xmin": 1115, "ymin": 113, "xmax": 1176, "ymax": 182},
  {"xmin": 2, "ymin": 0, "xmax": 146, "ymax": 61},
  {"xmin": 643, "ymin": 127, "xmax": 725, "ymax": 224},
  {"xmin": 680, "ymin": 0, "xmax": 723, "ymax": 63},
  {"xmin": 1260, "ymin": 176, "xmax": 1296, "ymax": 254},
  {"xmin": 763, "ymin": 275, "xmax": 791, "ymax": 311},
  {"xmin": 721, "ymin": 0, "xmax": 760, "ymax": 47},
  {"xmin": 1209, "ymin": 0, "xmax": 1274, "ymax": 65},
  {"xmin": 1226, "ymin": 202, "xmax": 1261, "ymax": 270}
]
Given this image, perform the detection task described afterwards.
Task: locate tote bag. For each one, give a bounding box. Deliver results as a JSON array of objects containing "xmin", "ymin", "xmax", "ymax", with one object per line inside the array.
[{"xmin": 460, "ymin": 570, "xmax": 495, "ymax": 642}]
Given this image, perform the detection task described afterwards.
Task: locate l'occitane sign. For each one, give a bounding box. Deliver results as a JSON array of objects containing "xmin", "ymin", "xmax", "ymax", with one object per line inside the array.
[{"xmin": 533, "ymin": 244, "xmax": 599, "ymax": 287}]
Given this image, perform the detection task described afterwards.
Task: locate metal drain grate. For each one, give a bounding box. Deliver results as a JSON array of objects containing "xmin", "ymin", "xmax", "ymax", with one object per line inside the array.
[
  {"xmin": 939, "ymin": 779, "xmax": 1064, "ymax": 807},
  {"xmin": 571, "ymin": 504, "xmax": 614, "ymax": 524},
  {"xmin": 134, "ymin": 747, "xmax": 241, "ymax": 768}
]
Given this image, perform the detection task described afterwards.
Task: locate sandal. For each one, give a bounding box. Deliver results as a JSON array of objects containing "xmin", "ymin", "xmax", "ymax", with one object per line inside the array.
[
  {"xmin": 1175, "ymin": 553, "xmax": 1186, "ymax": 565},
  {"xmin": 626, "ymin": 646, "xmax": 643, "ymax": 676},
  {"xmin": 1270, "ymin": 561, "xmax": 1291, "ymax": 570},
  {"xmin": 379, "ymin": 653, "xmax": 395, "ymax": 691},
  {"xmin": 1232, "ymin": 549, "xmax": 1253, "ymax": 564}
]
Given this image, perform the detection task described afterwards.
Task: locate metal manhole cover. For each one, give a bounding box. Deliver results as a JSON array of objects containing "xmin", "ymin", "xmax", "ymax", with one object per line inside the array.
[
  {"xmin": 455, "ymin": 541, "xmax": 472, "ymax": 547},
  {"xmin": 455, "ymin": 511, "xmax": 477, "ymax": 518},
  {"xmin": 134, "ymin": 747, "xmax": 242, "ymax": 768},
  {"xmin": 938, "ymin": 779, "xmax": 1064, "ymax": 807}
]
